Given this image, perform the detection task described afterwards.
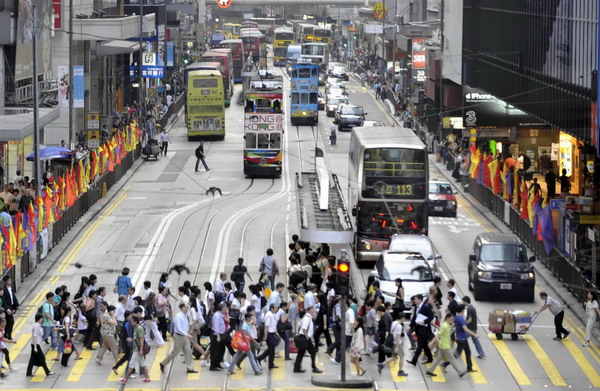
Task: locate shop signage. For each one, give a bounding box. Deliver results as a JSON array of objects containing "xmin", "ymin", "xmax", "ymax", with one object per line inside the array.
[
  {"xmin": 53, "ymin": 0, "xmax": 61, "ymax": 28},
  {"xmin": 443, "ymin": 117, "xmax": 463, "ymax": 129},
  {"xmin": 129, "ymin": 66, "xmax": 165, "ymax": 79},
  {"xmin": 551, "ymin": 143, "xmax": 559, "ymax": 161},
  {"xmin": 461, "ymin": 128, "xmax": 513, "ymax": 140},
  {"xmin": 372, "ymin": 2, "xmax": 388, "ymax": 21},
  {"xmin": 166, "ymin": 42, "xmax": 174, "ymax": 67},
  {"xmin": 364, "ymin": 23, "xmax": 383, "ymax": 34},
  {"xmin": 549, "ymin": 199, "xmax": 564, "ymax": 210},
  {"xmin": 73, "ymin": 66, "xmax": 84, "ymax": 108},
  {"xmin": 462, "ymin": 86, "xmax": 546, "ymax": 128},
  {"xmin": 142, "ymin": 52, "xmax": 156, "ymax": 66},
  {"xmin": 86, "ymin": 113, "xmax": 100, "ymax": 130},
  {"xmin": 412, "ymin": 37, "xmax": 427, "ymax": 69}
]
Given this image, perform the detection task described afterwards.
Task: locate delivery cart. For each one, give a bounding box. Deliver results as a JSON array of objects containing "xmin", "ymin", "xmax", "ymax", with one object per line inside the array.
[
  {"xmin": 143, "ymin": 139, "xmax": 161, "ymax": 161},
  {"xmin": 488, "ymin": 309, "xmax": 539, "ymax": 340}
]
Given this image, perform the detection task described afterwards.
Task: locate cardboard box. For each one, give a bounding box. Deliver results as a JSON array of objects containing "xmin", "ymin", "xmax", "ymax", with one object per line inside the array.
[
  {"xmin": 504, "ymin": 312, "xmax": 514, "ymax": 324},
  {"xmin": 489, "ymin": 309, "xmax": 505, "ymax": 330},
  {"xmin": 504, "ymin": 323, "xmax": 515, "ymax": 333}
]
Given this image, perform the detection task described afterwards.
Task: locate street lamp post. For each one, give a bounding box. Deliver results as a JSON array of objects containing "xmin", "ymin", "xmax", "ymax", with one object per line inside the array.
[{"xmin": 32, "ymin": 5, "xmax": 41, "ymax": 196}]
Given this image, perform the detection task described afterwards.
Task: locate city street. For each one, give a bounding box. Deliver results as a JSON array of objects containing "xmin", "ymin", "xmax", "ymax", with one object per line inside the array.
[{"xmin": 3, "ymin": 70, "xmax": 600, "ymax": 391}]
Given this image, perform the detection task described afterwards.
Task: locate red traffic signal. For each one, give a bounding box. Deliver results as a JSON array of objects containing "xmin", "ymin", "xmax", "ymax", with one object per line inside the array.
[
  {"xmin": 337, "ymin": 259, "xmax": 351, "ymax": 295},
  {"xmin": 338, "ymin": 263, "xmax": 350, "ymax": 273}
]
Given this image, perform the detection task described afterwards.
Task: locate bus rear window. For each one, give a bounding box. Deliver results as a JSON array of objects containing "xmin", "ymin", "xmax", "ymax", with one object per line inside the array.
[{"xmin": 192, "ymin": 78, "xmax": 218, "ymax": 88}]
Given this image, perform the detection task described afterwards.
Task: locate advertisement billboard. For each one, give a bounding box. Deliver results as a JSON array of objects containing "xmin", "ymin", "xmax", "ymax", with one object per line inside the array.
[
  {"xmin": 57, "ymin": 65, "xmax": 68, "ymax": 107},
  {"xmin": 412, "ymin": 37, "xmax": 427, "ymax": 69},
  {"xmin": 244, "ymin": 114, "xmax": 284, "ymax": 132},
  {"xmin": 73, "ymin": 65, "xmax": 84, "ymax": 108},
  {"xmin": 442, "ymin": 0, "xmax": 463, "ymax": 85},
  {"xmin": 15, "ymin": 0, "xmax": 53, "ymax": 81}
]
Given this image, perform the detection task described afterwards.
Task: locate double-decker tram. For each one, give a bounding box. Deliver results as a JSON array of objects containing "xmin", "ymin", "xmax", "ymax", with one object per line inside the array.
[
  {"xmin": 289, "ymin": 60, "xmax": 319, "ymax": 125},
  {"xmin": 273, "ymin": 27, "xmax": 295, "ymax": 66},
  {"xmin": 301, "ymin": 43, "xmax": 329, "ymax": 85},
  {"xmin": 243, "ymin": 75, "xmax": 284, "ymax": 177},
  {"xmin": 186, "ymin": 70, "xmax": 225, "ymax": 140},
  {"xmin": 216, "ymin": 39, "xmax": 245, "ymax": 83},
  {"xmin": 240, "ymin": 28, "xmax": 267, "ymax": 68},
  {"xmin": 348, "ymin": 127, "xmax": 429, "ymax": 263},
  {"xmin": 200, "ymin": 49, "xmax": 234, "ymax": 107}
]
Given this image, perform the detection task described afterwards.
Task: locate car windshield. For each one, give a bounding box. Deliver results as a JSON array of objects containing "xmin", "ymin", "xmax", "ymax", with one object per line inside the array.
[
  {"xmin": 480, "ymin": 244, "xmax": 527, "ymax": 262},
  {"xmin": 380, "ymin": 256, "xmax": 433, "ymax": 281},
  {"xmin": 329, "ymin": 98, "xmax": 346, "ymax": 105},
  {"xmin": 389, "ymin": 240, "xmax": 433, "ymax": 259},
  {"xmin": 333, "ymin": 67, "xmax": 346, "ymax": 73},
  {"xmin": 429, "ymin": 183, "xmax": 453, "ymax": 194},
  {"xmin": 341, "ymin": 106, "xmax": 363, "ymax": 115}
]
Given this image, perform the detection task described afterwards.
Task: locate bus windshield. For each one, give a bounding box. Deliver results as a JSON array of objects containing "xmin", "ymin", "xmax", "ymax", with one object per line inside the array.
[
  {"xmin": 362, "ymin": 148, "xmax": 427, "ymax": 199},
  {"xmin": 302, "ymin": 45, "xmax": 324, "ymax": 55},
  {"xmin": 357, "ymin": 201, "xmax": 425, "ymax": 237},
  {"xmin": 275, "ymin": 32, "xmax": 294, "ymax": 41},
  {"xmin": 192, "ymin": 78, "xmax": 218, "ymax": 88}
]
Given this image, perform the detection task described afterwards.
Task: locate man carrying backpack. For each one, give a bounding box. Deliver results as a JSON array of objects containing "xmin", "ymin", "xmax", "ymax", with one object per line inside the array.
[{"xmin": 194, "ymin": 141, "xmax": 210, "ymax": 172}]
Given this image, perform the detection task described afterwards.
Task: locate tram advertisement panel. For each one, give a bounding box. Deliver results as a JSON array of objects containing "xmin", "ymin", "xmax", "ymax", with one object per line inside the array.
[{"xmin": 244, "ymin": 114, "xmax": 284, "ymax": 132}]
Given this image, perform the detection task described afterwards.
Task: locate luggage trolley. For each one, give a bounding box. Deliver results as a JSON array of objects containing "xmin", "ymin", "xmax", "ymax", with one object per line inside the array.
[
  {"xmin": 489, "ymin": 309, "xmax": 539, "ymax": 340},
  {"xmin": 143, "ymin": 138, "xmax": 161, "ymax": 161}
]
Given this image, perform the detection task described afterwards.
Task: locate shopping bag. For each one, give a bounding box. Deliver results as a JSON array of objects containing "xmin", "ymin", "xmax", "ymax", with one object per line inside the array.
[
  {"xmin": 231, "ymin": 331, "xmax": 249, "ymax": 352},
  {"xmin": 263, "ymin": 288, "xmax": 272, "ymax": 300},
  {"xmin": 289, "ymin": 339, "xmax": 299, "ymax": 354}
]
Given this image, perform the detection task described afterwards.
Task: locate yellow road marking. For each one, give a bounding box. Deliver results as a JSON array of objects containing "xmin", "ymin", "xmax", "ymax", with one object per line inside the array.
[
  {"xmin": 562, "ymin": 338, "xmax": 600, "ymax": 387},
  {"xmin": 31, "ymin": 352, "xmax": 60, "ymax": 382},
  {"xmin": 186, "ymin": 360, "xmax": 201, "ymax": 381},
  {"xmin": 313, "ymin": 351, "xmax": 324, "ymax": 372},
  {"xmin": 272, "ymin": 349, "xmax": 285, "ymax": 380},
  {"xmin": 389, "ymin": 359, "xmax": 407, "ymax": 382},
  {"xmin": 148, "ymin": 343, "xmax": 170, "ymax": 381},
  {"xmin": 522, "ymin": 335, "xmax": 566, "ymax": 386},
  {"xmin": 66, "ymin": 346, "xmax": 94, "ymax": 382},
  {"xmin": 230, "ymin": 359, "xmax": 245, "ymax": 380},
  {"xmin": 7, "ymin": 333, "xmax": 31, "ymax": 361},
  {"xmin": 460, "ymin": 355, "xmax": 486, "ymax": 384},
  {"xmin": 456, "ymin": 195, "xmax": 492, "ymax": 232},
  {"xmin": 488, "ymin": 334, "xmax": 531, "ymax": 385},
  {"xmin": 425, "ymin": 362, "xmax": 446, "ymax": 382},
  {"xmin": 107, "ymin": 352, "xmax": 127, "ymax": 381},
  {"xmin": 564, "ymin": 316, "xmax": 600, "ymax": 365}
]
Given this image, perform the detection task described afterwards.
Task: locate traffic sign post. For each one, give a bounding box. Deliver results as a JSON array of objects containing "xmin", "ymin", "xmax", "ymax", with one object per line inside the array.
[{"xmin": 216, "ymin": 0, "xmax": 231, "ymax": 8}]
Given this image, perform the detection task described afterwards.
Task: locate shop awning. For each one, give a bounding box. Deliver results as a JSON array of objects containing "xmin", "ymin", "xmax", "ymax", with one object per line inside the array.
[
  {"xmin": 0, "ymin": 107, "xmax": 60, "ymax": 142},
  {"xmin": 96, "ymin": 40, "xmax": 141, "ymax": 56}
]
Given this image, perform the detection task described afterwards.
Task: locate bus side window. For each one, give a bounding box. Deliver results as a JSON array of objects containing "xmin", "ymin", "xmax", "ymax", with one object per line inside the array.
[
  {"xmin": 291, "ymin": 69, "xmax": 298, "ymax": 78},
  {"xmin": 245, "ymin": 100, "xmax": 255, "ymax": 113},
  {"xmin": 245, "ymin": 133, "xmax": 257, "ymax": 149},
  {"xmin": 312, "ymin": 68, "xmax": 317, "ymax": 78},
  {"xmin": 273, "ymin": 100, "xmax": 281, "ymax": 113},
  {"xmin": 309, "ymin": 92, "xmax": 317, "ymax": 104},
  {"xmin": 271, "ymin": 134, "xmax": 281, "ymax": 149},
  {"xmin": 291, "ymin": 93, "xmax": 300, "ymax": 104}
]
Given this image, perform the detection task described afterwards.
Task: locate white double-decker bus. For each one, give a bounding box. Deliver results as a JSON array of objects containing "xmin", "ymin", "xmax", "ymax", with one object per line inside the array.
[{"xmin": 348, "ymin": 127, "xmax": 429, "ymax": 263}]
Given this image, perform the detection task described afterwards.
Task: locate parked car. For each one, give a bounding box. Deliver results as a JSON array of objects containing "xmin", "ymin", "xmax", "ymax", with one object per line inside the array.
[
  {"xmin": 468, "ymin": 233, "xmax": 536, "ymax": 302},
  {"xmin": 429, "ymin": 181, "xmax": 458, "ymax": 217},
  {"xmin": 387, "ymin": 234, "xmax": 442, "ymax": 273},
  {"xmin": 326, "ymin": 81, "xmax": 347, "ymax": 95},
  {"xmin": 331, "ymin": 66, "xmax": 349, "ymax": 81},
  {"xmin": 334, "ymin": 104, "xmax": 365, "ymax": 130},
  {"xmin": 326, "ymin": 95, "xmax": 349, "ymax": 117},
  {"xmin": 371, "ymin": 252, "xmax": 434, "ymax": 316}
]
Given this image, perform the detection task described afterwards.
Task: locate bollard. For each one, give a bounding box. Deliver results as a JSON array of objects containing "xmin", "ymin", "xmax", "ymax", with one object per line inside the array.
[{"xmin": 102, "ymin": 182, "xmax": 107, "ymax": 197}]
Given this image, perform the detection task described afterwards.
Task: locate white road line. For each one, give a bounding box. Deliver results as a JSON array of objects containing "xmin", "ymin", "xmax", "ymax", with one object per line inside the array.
[{"xmin": 131, "ymin": 198, "xmax": 214, "ymax": 291}]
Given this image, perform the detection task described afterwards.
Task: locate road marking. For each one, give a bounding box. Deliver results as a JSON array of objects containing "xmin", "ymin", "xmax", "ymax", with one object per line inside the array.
[
  {"xmin": 148, "ymin": 343, "xmax": 170, "ymax": 381},
  {"xmin": 7, "ymin": 333, "xmax": 30, "ymax": 362},
  {"xmin": 230, "ymin": 359, "xmax": 245, "ymax": 380},
  {"xmin": 461, "ymin": 355, "xmax": 486, "ymax": 384},
  {"xmin": 448, "ymin": 225, "xmax": 467, "ymax": 234},
  {"xmin": 425, "ymin": 362, "xmax": 446, "ymax": 382},
  {"xmin": 186, "ymin": 360, "xmax": 201, "ymax": 381},
  {"xmin": 389, "ymin": 360, "xmax": 407, "ymax": 382},
  {"xmin": 66, "ymin": 346, "xmax": 94, "ymax": 382},
  {"xmin": 456, "ymin": 196, "xmax": 493, "ymax": 233},
  {"xmin": 272, "ymin": 349, "xmax": 285, "ymax": 380},
  {"xmin": 522, "ymin": 335, "xmax": 566, "ymax": 386},
  {"xmin": 562, "ymin": 337, "xmax": 600, "ymax": 387},
  {"xmin": 564, "ymin": 315, "xmax": 600, "ymax": 365},
  {"xmin": 488, "ymin": 334, "xmax": 531, "ymax": 385}
]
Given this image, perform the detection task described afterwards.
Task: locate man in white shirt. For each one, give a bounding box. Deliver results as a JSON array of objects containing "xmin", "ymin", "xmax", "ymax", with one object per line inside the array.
[
  {"xmin": 256, "ymin": 303, "xmax": 280, "ymax": 369},
  {"xmin": 143, "ymin": 281, "xmax": 154, "ymax": 301},
  {"xmin": 159, "ymin": 129, "xmax": 171, "ymax": 156},
  {"xmin": 268, "ymin": 283, "xmax": 284, "ymax": 308},
  {"xmin": 334, "ymin": 301, "xmax": 355, "ymax": 363},
  {"xmin": 159, "ymin": 303, "xmax": 196, "ymax": 374},
  {"xmin": 536, "ymin": 291, "xmax": 569, "ymax": 340},
  {"xmin": 293, "ymin": 306, "xmax": 323, "ymax": 374},
  {"xmin": 304, "ymin": 284, "xmax": 316, "ymax": 309}
]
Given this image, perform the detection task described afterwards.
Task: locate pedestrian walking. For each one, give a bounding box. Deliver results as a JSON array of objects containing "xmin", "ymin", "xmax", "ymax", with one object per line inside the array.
[
  {"xmin": 194, "ymin": 141, "xmax": 210, "ymax": 172},
  {"xmin": 406, "ymin": 294, "xmax": 434, "ymax": 366},
  {"xmin": 119, "ymin": 316, "xmax": 151, "ymax": 383},
  {"xmin": 0, "ymin": 317, "xmax": 17, "ymax": 374},
  {"xmin": 462, "ymin": 296, "xmax": 485, "ymax": 358},
  {"xmin": 228, "ymin": 313, "xmax": 263, "ymax": 375},
  {"xmin": 159, "ymin": 128, "xmax": 171, "ymax": 156},
  {"xmin": 332, "ymin": 300, "xmax": 355, "ymax": 363},
  {"xmin": 350, "ymin": 316, "xmax": 366, "ymax": 376},
  {"xmin": 426, "ymin": 314, "xmax": 467, "ymax": 378},
  {"xmin": 376, "ymin": 303, "xmax": 394, "ymax": 365},
  {"xmin": 144, "ymin": 293, "xmax": 165, "ymax": 346},
  {"xmin": 231, "ymin": 258, "xmax": 252, "ymax": 292},
  {"xmin": 41, "ymin": 292, "xmax": 58, "ymax": 350},
  {"xmin": 259, "ymin": 248, "xmax": 279, "ymax": 290},
  {"xmin": 441, "ymin": 304, "xmax": 479, "ymax": 373},
  {"xmin": 114, "ymin": 268, "xmax": 133, "ymax": 297},
  {"xmin": 209, "ymin": 303, "xmax": 228, "ymax": 371},
  {"xmin": 330, "ymin": 123, "xmax": 337, "ymax": 145},
  {"xmin": 95, "ymin": 305, "xmax": 119, "ymax": 366},
  {"xmin": 256, "ymin": 303, "xmax": 280, "ymax": 369},
  {"xmin": 293, "ymin": 306, "xmax": 323, "ymax": 373},
  {"xmin": 535, "ymin": 291, "xmax": 570, "ymax": 340},
  {"xmin": 26, "ymin": 314, "xmax": 55, "ymax": 377},
  {"xmin": 583, "ymin": 291, "xmax": 600, "ymax": 347},
  {"xmin": 377, "ymin": 312, "xmax": 408, "ymax": 377},
  {"xmin": 112, "ymin": 311, "xmax": 133, "ymax": 375},
  {"xmin": 57, "ymin": 306, "xmax": 80, "ymax": 367},
  {"xmin": 159, "ymin": 303, "xmax": 196, "ymax": 374}
]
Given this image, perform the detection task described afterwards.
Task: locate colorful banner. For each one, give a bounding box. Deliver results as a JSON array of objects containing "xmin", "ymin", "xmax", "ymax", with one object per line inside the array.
[{"xmin": 57, "ymin": 65, "xmax": 69, "ymax": 107}]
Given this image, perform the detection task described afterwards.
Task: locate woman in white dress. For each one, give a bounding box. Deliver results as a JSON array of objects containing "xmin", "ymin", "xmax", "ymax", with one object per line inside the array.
[{"xmin": 583, "ymin": 290, "xmax": 600, "ymax": 347}]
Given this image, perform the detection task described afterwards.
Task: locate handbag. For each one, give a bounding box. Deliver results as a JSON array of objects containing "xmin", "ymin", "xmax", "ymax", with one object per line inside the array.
[
  {"xmin": 289, "ymin": 339, "xmax": 299, "ymax": 353},
  {"xmin": 63, "ymin": 339, "xmax": 73, "ymax": 354},
  {"xmin": 142, "ymin": 342, "xmax": 151, "ymax": 356},
  {"xmin": 231, "ymin": 331, "xmax": 249, "ymax": 352}
]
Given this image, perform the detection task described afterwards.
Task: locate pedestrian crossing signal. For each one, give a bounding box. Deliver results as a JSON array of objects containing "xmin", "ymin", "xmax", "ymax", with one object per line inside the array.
[{"xmin": 337, "ymin": 259, "xmax": 350, "ymax": 295}]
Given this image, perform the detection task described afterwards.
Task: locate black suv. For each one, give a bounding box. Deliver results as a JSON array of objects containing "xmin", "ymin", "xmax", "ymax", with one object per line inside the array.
[
  {"xmin": 334, "ymin": 104, "xmax": 366, "ymax": 131},
  {"xmin": 468, "ymin": 233, "xmax": 536, "ymax": 302}
]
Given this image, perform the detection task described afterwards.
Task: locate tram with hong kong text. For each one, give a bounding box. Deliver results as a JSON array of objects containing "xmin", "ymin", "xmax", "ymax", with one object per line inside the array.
[
  {"xmin": 348, "ymin": 127, "xmax": 429, "ymax": 263},
  {"xmin": 289, "ymin": 61, "xmax": 319, "ymax": 125},
  {"xmin": 243, "ymin": 75, "xmax": 284, "ymax": 177}
]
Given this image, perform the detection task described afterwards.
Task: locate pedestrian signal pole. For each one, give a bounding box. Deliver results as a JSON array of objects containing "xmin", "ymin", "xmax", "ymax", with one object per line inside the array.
[{"xmin": 337, "ymin": 249, "xmax": 350, "ymax": 382}]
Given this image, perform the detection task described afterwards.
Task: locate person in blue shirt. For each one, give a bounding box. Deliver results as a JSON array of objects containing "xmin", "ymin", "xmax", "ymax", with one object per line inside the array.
[
  {"xmin": 112, "ymin": 311, "xmax": 133, "ymax": 374},
  {"xmin": 115, "ymin": 268, "xmax": 133, "ymax": 297},
  {"xmin": 442, "ymin": 304, "xmax": 479, "ymax": 372}
]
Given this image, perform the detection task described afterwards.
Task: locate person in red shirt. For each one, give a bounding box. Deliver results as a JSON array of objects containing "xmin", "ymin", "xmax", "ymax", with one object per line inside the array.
[{"xmin": 504, "ymin": 153, "xmax": 517, "ymax": 170}]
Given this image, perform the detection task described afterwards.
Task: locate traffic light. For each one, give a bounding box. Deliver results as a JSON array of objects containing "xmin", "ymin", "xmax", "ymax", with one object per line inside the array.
[{"xmin": 337, "ymin": 257, "xmax": 351, "ymax": 296}]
